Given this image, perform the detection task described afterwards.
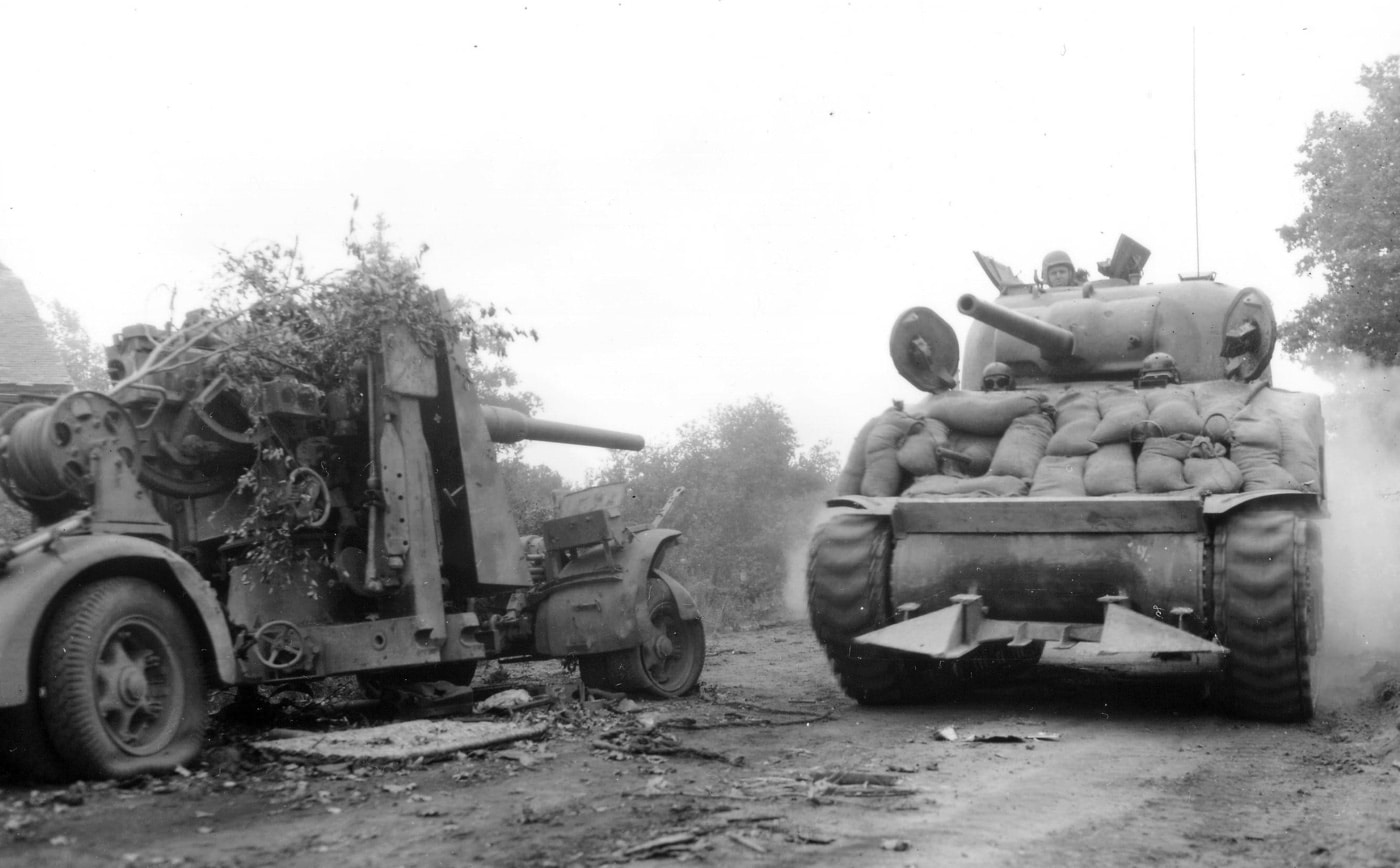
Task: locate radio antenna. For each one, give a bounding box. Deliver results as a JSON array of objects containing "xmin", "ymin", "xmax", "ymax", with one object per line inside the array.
[{"xmin": 1192, "ymin": 28, "xmax": 1201, "ymax": 276}]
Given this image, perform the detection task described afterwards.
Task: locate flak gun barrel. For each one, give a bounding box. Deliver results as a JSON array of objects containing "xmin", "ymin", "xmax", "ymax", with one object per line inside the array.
[
  {"xmin": 957, "ymin": 294, "xmax": 1076, "ymax": 359},
  {"xmin": 481, "ymin": 405, "xmax": 645, "ymax": 451}
]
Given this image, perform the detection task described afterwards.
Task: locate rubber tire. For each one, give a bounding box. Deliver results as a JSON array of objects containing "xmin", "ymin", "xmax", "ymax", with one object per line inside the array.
[
  {"xmin": 1212, "ymin": 510, "xmax": 1317, "ymax": 722},
  {"xmin": 579, "ymin": 577, "xmax": 706, "ymax": 699},
  {"xmin": 40, "ymin": 578, "xmax": 208, "ymax": 779}
]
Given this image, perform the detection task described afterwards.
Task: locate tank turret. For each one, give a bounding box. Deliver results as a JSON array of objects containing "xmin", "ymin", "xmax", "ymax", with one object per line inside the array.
[{"xmin": 890, "ymin": 236, "xmax": 1277, "ymax": 392}]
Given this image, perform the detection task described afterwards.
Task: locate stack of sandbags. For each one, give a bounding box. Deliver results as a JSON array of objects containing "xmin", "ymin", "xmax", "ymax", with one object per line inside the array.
[{"xmin": 899, "ymin": 391, "xmax": 1049, "ymax": 497}]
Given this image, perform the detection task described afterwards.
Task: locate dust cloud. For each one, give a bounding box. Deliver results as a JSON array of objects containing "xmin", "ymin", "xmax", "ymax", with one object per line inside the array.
[{"xmin": 1311, "ymin": 360, "xmax": 1400, "ymax": 701}]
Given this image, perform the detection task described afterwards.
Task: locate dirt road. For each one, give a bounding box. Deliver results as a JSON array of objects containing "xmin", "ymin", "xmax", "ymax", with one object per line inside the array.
[{"xmin": 3, "ymin": 622, "xmax": 1398, "ymax": 868}]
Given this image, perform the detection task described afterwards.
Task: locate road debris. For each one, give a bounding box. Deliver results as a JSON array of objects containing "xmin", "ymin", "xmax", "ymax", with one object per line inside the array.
[
  {"xmin": 251, "ymin": 719, "xmax": 549, "ymax": 762},
  {"xmin": 595, "ymin": 723, "xmax": 746, "ymax": 766},
  {"xmin": 932, "ymin": 726, "xmax": 1062, "ymax": 743}
]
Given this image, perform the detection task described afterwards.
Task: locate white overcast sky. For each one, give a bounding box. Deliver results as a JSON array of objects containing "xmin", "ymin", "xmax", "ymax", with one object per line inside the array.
[{"xmin": 2, "ymin": 1, "xmax": 1397, "ymax": 481}]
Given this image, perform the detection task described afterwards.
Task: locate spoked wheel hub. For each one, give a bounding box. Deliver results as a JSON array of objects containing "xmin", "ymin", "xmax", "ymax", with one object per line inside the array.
[{"xmin": 95, "ymin": 620, "xmax": 179, "ymax": 755}]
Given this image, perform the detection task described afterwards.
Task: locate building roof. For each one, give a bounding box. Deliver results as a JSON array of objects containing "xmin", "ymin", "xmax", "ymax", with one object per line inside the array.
[{"xmin": 0, "ymin": 259, "xmax": 73, "ymax": 391}]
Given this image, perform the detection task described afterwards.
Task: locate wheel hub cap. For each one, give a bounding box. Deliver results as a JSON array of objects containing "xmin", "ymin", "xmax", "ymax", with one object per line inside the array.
[{"xmin": 117, "ymin": 666, "xmax": 149, "ymax": 705}]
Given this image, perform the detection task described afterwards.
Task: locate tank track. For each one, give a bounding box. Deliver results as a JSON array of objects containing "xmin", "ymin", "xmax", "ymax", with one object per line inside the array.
[
  {"xmin": 807, "ymin": 509, "xmax": 955, "ymax": 704},
  {"xmin": 1212, "ymin": 509, "xmax": 1319, "ymax": 722}
]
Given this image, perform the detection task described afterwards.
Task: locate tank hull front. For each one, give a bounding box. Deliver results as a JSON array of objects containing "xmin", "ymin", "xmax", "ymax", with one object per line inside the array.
[{"xmin": 888, "ymin": 495, "xmax": 1206, "ymax": 626}]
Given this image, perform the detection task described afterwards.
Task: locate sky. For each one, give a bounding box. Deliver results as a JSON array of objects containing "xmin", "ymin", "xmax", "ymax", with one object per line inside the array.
[{"xmin": 2, "ymin": 1, "xmax": 1398, "ymax": 483}]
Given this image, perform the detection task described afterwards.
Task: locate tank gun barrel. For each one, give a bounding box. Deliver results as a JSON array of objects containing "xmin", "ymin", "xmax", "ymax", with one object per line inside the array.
[
  {"xmin": 957, "ymin": 294, "xmax": 1076, "ymax": 359},
  {"xmin": 481, "ymin": 405, "xmax": 644, "ymax": 451}
]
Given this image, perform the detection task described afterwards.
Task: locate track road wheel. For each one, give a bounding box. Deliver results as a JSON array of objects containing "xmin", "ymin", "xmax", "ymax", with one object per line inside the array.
[
  {"xmin": 1213, "ymin": 510, "xmax": 1318, "ymax": 722},
  {"xmin": 40, "ymin": 578, "xmax": 208, "ymax": 779},
  {"xmin": 579, "ymin": 577, "xmax": 706, "ymax": 699}
]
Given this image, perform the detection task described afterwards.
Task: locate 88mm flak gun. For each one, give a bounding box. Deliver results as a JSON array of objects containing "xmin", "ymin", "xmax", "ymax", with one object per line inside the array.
[{"xmin": 0, "ymin": 291, "xmax": 704, "ymax": 781}]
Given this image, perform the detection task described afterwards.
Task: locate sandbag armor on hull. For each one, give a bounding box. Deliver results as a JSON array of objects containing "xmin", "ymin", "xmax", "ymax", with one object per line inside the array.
[{"xmin": 809, "ymin": 236, "xmax": 1325, "ymax": 721}]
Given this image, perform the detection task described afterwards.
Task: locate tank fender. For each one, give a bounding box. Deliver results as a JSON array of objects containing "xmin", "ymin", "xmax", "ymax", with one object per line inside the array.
[
  {"xmin": 654, "ymin": 569, "xmax": 699, "ymax": 621},
  {"xmin": 0, "ymin": 533, "xmax": 236, "ymax": 707},
  {"xmin": 824, "ymin": 495, "xmax": 898, "ymax": 515},
  {"xmin": 532, "ymin": 528, "xmax": 686, "ymax": 657},
  {"xmin": 1204, "ymin": 491, "xmax": 1327, "ymax": 519}
]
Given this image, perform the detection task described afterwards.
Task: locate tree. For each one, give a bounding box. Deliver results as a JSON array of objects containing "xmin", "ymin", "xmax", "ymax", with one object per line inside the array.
[
  {"xmin": 1279, "ymin": 55, "xmax": 1400, "ymax": 367},
  {"xmin": 590, "ymin": 397, "xmax": 839, "ymax": 629},
  {"xmin": 36, "ymin": 299, "xmax": 108, "ymax": 391}
]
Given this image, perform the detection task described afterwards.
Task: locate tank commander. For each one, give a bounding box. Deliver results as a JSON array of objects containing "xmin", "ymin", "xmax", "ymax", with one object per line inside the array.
[
  {"xmin": 1135, "ymin": 352, "xmax": 1181, "ymax": 389},
  {"xmin": 981, "ymin": 361, "xmax": 1015, "ymax": 391},
  {"xmin": 1041, "ymin": 250, "xmax": 1081, "ymax": 288}
]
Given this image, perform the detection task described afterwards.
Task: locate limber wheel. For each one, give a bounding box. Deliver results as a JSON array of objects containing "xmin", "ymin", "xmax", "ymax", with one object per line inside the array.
[
  {"xmin": 40, "ymin": 578, "xmax": 208, "ymax": 779},
  {"xmin": 579, "ymin": 576, "xmax": 706, "ymax": 699},
  {"xmin": 1213, "ymin": 510, "xmax": 1318, "ymax": 722}
]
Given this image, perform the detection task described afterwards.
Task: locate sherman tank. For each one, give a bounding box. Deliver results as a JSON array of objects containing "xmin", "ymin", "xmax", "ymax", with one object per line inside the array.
[{"xmin": 808, "ymin": 236, "xmax": 1323, "ymax": 721}]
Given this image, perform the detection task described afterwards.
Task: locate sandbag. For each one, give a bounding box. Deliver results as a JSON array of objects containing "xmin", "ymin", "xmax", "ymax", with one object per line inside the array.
[
  {"xmin": 861, "ymin": 408, "xmax": 920, "ymax": 496},
  {"xmin": 1184, "ymin": 453, "xmax": 1244, "ymax": 494},
  {"xmin": 1230, "ymin": 410, "xmax": 1302, "ymax": 492},
  {"xmin": 1191, "ymin": 380, "xmax": 1252, "ymax": 441},
  {"xmin": 1029, "ymin": 455, "xmax": 1087, "ymax": 497},
  {"xmin": 942, "ymin": 431, "xmax": 1001, "ymax": 479},
  {"xmin": 988, "ymin": 413, "xmax": 1054, "ymax": 480},
  {"xmin": 912, "ymin": 390, "xmax": 1046, "ymax": 436},
  {"xmin": 1046, "ymin": 390, "xmax": 1101, "ymax": 456},
  {"xmin": 1083, "ymin": 442, "xmax": 1137, "ymax": 496},
  {"xmin": 1276, "ymin": 414, "xmax": 1321, "ymax": 492},
  {"xmin": 835, "ymin": 415, "xmax": 881, "ymax": 495},
  {"xmin": 1252, "ymin": 390, "xmax": 1323, "ymax": 492},
  {"xmin": 1144, "ymin": 387, "xmax": 1205, "ymax": 437},
  {"xmin": 1136, "ymin": 436, "xmax": 1192, "ymax": 493},
  {"xmin": 905, "ymin": 474, "xmax": 1028, "ymax": 497},
  {"xmin": 1090, "ymin": 387, "xmax": 1149, "ymax": 444},
  {"xmin": 896, "ymin": 418, "xmax": 952, "ymax": 476}
]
